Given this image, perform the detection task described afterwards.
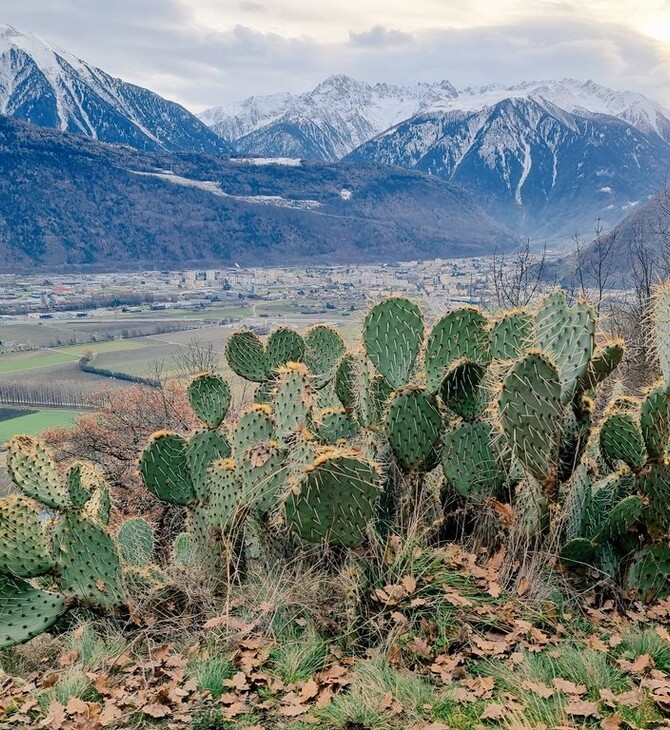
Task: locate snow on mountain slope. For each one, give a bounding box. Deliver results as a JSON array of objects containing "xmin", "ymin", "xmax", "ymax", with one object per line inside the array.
[
  {"xmin": 433, "ymin": 79, "xmax": 670, "ymax": 143},
  {"xmin": 0, "ymin": 24, "xmax": 230, "ymax": 154},
  {"xmin": 347, "ymin": 95, "xmax": 670, "ymax": 239},
  {"xmin": 200, "ymin": 75, "xmax": 459, "ymax": 160},
  {"xmin": 202, "ymin": 75, "xmax": 670, "ymax": 161}
]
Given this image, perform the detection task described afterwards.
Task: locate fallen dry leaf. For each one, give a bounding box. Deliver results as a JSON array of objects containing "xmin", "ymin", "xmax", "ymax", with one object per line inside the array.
[
  {"xmin": 552, "ymin": 677, "xmax": 587, "ymax": 695},
  {"xmin": 480, "ymin": 702, "xmax": 506, "ymax": 720},
  {"xmin": 40, "ymin": 702, "xmax": 66, "ymax": 729},
  {"xmin": 522, "ymin": 681, "xmax": 555, "ymax": 698},
  {"xmin": 565, "ymin": 698, "xmax": 600, "ymax": 718},
  {"xmin": 601, "ymin": 712, "xmax": 623, "ymax": 730},
  {"xmin": 141, "ymin": 703, "xmax": 172, "ymax": 718}
]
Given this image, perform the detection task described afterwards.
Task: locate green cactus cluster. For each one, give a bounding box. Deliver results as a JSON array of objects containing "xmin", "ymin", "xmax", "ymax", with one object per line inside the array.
[
  {"xmin": 0, "ymin": 436, "xmax": 125, "ymax": 647},
  {"xmin": 4, "ymin": 284, "xmax": 670, "ymax": 648}
]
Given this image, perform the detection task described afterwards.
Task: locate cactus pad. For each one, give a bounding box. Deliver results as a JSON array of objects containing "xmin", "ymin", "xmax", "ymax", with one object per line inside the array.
[
  {"xmin": 266, "ymin": 327, "xmax": 305, "ymax": 374},
  {"xmin": 440, "ymin": 359, "xmax": 488, "ymax": 421},
  {"xmin": 386, "ymin": 387, "xmax": 442, "ymax": 471},
  {"xmin": 117, "ymin": 518, "xmax": 155, "ymax": 568},
  {"xmin": 654, "ymin": 282, "xmax": 670, "ymax": 386},
  {"xmin": 600, "ymin": 408, "xmax": 646, "ymax": 471},
  {"xmin": 188, "ymin": 373, "xmax": 231, "ymax": 429},
  {"xmin": 66, "ymin": 463, "xmax": 94, "ymax": 509},
  {"xmin": 363, "ymin": 297, "xmax": 424, "ymax": 389},
  {"xmin": 535, "ymin": 293, "xmax": 595, "ymax": 402},
  {"xmin": 274, "ymin": 366, "xmax": 312, "ymax": 440},
  {"xmin": 285, "ymin": 455, "xmax": 379, "ymax": 547},
  {"xmin": 5, "ymin": 435, "xmax": 69, "ymax": 511},
  {"xmin": 316, "ymin": 408, "xmax": 359, "ymax": 445},
  {"xmin": 625, "ymin": 546, "xmax": 670, "ymax": 601},
  {"xmin": 498, "ymin": 352, "xmax": 563, "ymax": 484},
  {"xmin": 0, "ymin": 495, "xmax": 54, "ymax": 578},
  {"xmin": 639, "ymin": 461, "xmax": 670, "ymax": 530},
  {"xmin": 580, "ymin": 341, "xmax": 625, "ymax": 391},
  {"xmin": 239, "ymin": 441, "xmax": 285, "ymax": 516},
  {"xmin": 225, "ymin": 330, "xmax": 268, "ymax": 382},
  {"xmin": 304, "ymin": 326, "xmax": 345, "ymax": 389},
  {"xmin": 233, "ymin": 405, "xmax": 275, "ymax": 455},
  {"xmin": 140, "ymin": 432, "xmax": 196, "ymax": 505},
  {"xmin": 0, "ymin": 576, "xmax": 65, "ymax": 648},
  {"xmin": 83, "ymin": 483, "xmax": 111, "ymax": 526},
  {"xmin": 442, "ymin": 421, "xmax": 506, "ymax": 502},
  {"xmin": 490, "ymin": 310, "xmax": 533, "ymax": 361},
  {"xmin": 595, "ymin": 495, "xmax": 644, "ymax": 544},
  {"xmin": 186, "ymin": 429, "xmax": 232, "ymax": 501},
  {"xmin": 640, "ymin": 383, "xmax": 670, "ymax": 460},
  {"xmin": 206, "ymin": 459, "xmax": 245, "ymax": 532},
  {"xmin": 559, "ymin": 538, "xmax": 596, "ymax": 567},
  {"xmin": 425, "ymin": 308, "xmax": 490, "ymax": 391},
  {"xmin": 53, "ymin": 513, "xmax": 124, "ymax": 607}
]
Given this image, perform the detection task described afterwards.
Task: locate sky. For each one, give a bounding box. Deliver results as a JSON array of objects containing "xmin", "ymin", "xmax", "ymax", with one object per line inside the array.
[{"xmin": 4, "ymin": 0, "xmax": 670, "ymax": 112}]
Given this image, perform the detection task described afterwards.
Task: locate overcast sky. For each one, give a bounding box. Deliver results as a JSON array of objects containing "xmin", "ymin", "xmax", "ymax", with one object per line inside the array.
[{"xmin": 5, "ymin": 0, "xmax": 670, "ymax": 112}]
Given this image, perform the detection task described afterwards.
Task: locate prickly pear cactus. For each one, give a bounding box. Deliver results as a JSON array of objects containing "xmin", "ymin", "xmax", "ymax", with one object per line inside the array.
[
  {"xmin": 498, "ymin": 352, "xmax": 563, "ymax": 487},
  {"xmin": 140, "ymin": 431, "xmax": 196, "ymax": 505},
  {"xmin": 5, "ymin": 435, "xmax": 69, "ymax": 511},
  {"xmin": 266, "ymin": 327, "xmax": 305, "ymax": 374},
  {"xmin": 186, "ymin": 429, "xmax": 232, "ymax": 501},
  {"xmin": 640, "ymin": 383, "xmax": 670, "ymax": 460},
  {"xmin": 0, "ymin": 576, "xmax": 65, "ymax": 649},
  {"xmin": 188, "ymin": 373, "xmax": 231, "ymax": 429},
  {"xmin": 0, "ymin": 495, "xmax": 54, "ymax": 578},
  {"xmin": 441, "ymin": 421, "xmax": 506, "ymax": 502},
  {"xmin": 490, "ymin": 310, "xmax": 533, "ymax": 361},
  {"xmin": 233, "ymin": 405, "xmax": 275, "ymax": 454},
  {"xmin": 316, "ymin": 408, "xmax": 359, "ymax": 445},
  {"xmin": 579, "ymin": 341, "xmax": 625, "ymax": 392},
  {"xmin": 273, "ymin": 364, "xmax": 313, "ymax": 440},
  {"xmin": 535, "ymin": 293, "xmax": 595, "ymax": 402},
  {"xmin": 206, "ymin": 459, "xmax": 245, "ymax": 532},
  {"xmin": 304, "ymin": 326, "xmax": 345, "ymax": 389},
  {"xmin": 599, "ymin": 405, "xmax": 647, "ymax": 471},
  {"xmin": 285, "ymin": 453, "xmax": 379, "ymax": 547},
  {"xmin": 364, "ymin": 297, "xmax": 424, "ymax": 390},
  {"xmin": 117, "ymin": 518, "xmax": 155, "ymax": 568},
  {"xmin": 53, "ymin": 513, "xmax": 124, "ymax": 608},
  {"xmin": 386, "ymin": 387, "xmax": 442, "ymax": 472},
  {"xmin": 226, "ymin": 330, "xmax": 268, "ymax": 382},
  {"xmin": 425, "ymin": 308, "xmax": 490, "ymax": 392},
  {"xmin": 440, "ymin": 359, "xmax": 488, "ymax": 422}
]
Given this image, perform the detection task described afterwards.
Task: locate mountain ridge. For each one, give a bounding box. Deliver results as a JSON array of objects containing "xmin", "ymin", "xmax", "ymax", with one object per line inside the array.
[
  {"xmin": 0, "ymin": 24, "xmax": 231, "ymax": 154},
  {"xmin": 0, "ymin": 114, "xmax": 518, "ymax": 272}
]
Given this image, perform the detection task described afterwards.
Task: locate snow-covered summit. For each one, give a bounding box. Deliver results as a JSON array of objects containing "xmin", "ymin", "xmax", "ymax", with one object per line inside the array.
[
  {"xmin": 199, "ymin": 74, "xmax": 459, "ymax": 159},
  {"xmin": 0, "ymin": 23, "xmax": 229, "ymax": 154},
  {"xmin": 201, "ymin": 75, "xmax": 670, "ymax": 160}
]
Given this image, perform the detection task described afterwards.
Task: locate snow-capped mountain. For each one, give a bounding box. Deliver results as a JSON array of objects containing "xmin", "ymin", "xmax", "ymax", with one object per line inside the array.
[
  {"xmin": 200, "ymin": 74, "xmax": 459, "ymax": 160},
  {"xmin": 201, "ymin": 76, "xmax": 670, "ymax": 161},
  {"xmin": 347, "ymin": 96, "xmax": 670, "ymax": 239},
  {"xmin": 0, "ymin": 24, "xmax": 230, "ymax": 154}
]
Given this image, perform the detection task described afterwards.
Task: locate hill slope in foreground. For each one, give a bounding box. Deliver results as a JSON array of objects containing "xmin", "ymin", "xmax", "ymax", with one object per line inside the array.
[{"xmin": 0, "ymin": 116, "xmax": 518, "ymax": 272}]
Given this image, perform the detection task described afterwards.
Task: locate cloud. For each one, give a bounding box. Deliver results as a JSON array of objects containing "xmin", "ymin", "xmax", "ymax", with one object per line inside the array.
[{"xmin": 3, "ymin": 2, "xmax": 670, "ymax": 111}]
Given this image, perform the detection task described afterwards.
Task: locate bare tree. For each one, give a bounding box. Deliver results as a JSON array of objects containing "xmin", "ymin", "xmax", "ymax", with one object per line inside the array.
[
  {"xmin": 172, "ymin": 336, "xmax": 220, "ymax": 378},
  {"xmin": 572, "ymin": 219, "xmax": 617, "ymax": 311},
  {"xmin": 490, "ymin": 240, "xmax": 547, "ymax": 309}
]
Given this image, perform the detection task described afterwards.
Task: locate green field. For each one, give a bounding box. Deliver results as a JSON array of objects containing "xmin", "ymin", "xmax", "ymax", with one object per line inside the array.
[
  {"xmin": 0, "ymin": 408, "xmax": 80, "ymax": 441},
  {"xmin": 0, "ymin": 350, "xmax": 79, "ymax": 373}
]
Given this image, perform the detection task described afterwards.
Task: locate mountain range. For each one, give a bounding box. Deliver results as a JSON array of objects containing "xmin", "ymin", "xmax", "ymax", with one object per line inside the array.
[
  {"xmin": 202, "ymin": 77, "xmax": 670, "ymax": 240},
  {"xmin": 0, "ymin": 24, "xmax": 229, "ymax": 154},
  {"xmin": 0, "ymin": 115, "xmax": 517, "ymax": 271},
  {"xmin": 2, "ymin": 22, "xmax": 670, "ymax": 268}
]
